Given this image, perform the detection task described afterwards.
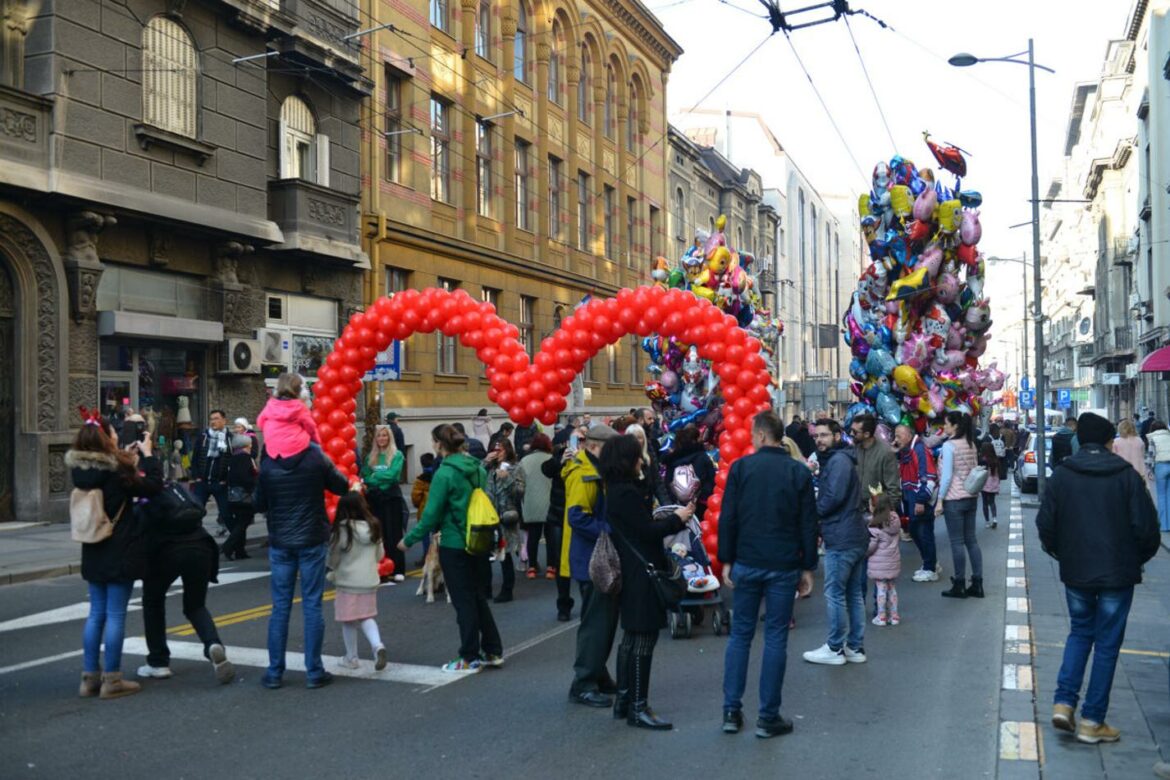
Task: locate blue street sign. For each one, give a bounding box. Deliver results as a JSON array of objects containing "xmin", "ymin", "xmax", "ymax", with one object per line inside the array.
[
  {"xmin": 363, "ymin": 341, "xmax": 402, "ymax": 382},
  {"xmin": 1057, "ymin": 389, "xmax": 1071, "ymax": 409},
  {"xmin": 1019, "ymin": 390, "xmax": 1035, "ymax": 410},
  {"xmin": 1020, "ymin": 376, "xmax": 1030, "ymax": 392}
]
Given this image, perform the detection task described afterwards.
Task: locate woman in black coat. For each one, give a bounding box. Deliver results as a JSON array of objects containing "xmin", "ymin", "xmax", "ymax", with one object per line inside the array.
[
  {"xmin": 662, "ymin": 424, "xmax": 716, "ymax": 518},
  {"xmin": 600, "ymin": 434, "xmax": 693, "ymax": 731}
]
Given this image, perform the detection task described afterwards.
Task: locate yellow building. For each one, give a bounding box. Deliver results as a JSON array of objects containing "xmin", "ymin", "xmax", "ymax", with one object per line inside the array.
[{"xmin": 358, "ymin": 0, "xmax": 682, "ymax": 449}]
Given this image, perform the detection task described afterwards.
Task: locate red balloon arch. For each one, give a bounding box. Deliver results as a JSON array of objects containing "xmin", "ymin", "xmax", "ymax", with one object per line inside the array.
[{"xmin": 311, "ymin": 284, "xmax": 774, "ymax": 572}]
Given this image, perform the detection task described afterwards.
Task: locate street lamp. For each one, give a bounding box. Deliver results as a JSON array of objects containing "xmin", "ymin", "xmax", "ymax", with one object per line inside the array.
[
  {"xmin": 950, "ymin": 38, "xmax": 1054, "ymax": 493},
  {"xmin": 987, "ymin": 254, "xmax": 1030, "ymax": 397}
]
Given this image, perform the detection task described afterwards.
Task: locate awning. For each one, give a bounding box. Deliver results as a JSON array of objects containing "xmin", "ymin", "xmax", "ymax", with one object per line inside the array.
[{"xmin": 1140, "ymin": 345, "xmax": 1170, "ymax": 372}]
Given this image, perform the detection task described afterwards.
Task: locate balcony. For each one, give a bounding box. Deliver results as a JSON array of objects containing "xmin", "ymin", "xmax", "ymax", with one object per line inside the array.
[
  {"xmin": 274, "ymin": 0, "xmax": 369, "ymax": 94},
  {"xmin": 1077, "ymin": 342, "xmax": 1097, "ymax": 366},
  {"xmin": 267, "ymin": 179, "xmax": 368, "ymax": 267},
  {"xmin": 1112, "ymin": 237, "xmax": 1134, "ymax": 265},
  {"xmin": 1114, "ymin": 326, "xmax": 1134, "ymax": 355}
]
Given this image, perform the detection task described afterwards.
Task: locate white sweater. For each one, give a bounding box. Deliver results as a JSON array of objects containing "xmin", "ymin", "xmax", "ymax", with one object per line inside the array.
[
  {"xmin": 328, "ymin": 521, "xmax": 381, "ymax": 592},
  {"xmin": 1149, "ymin": 429, "xmax": 1170, "ymax": 463}
]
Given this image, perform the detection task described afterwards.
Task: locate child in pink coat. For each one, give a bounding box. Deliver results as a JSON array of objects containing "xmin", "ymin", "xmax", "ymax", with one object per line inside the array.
[
  {"xmin": 256, "ymin": 373, "xmax": 320, "ymax": 459},
  {"xmin": 866, "ymin": 491, "xmax": 902, "ymax": 626}
]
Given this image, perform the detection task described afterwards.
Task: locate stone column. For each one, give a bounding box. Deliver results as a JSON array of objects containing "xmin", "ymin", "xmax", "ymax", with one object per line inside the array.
[
  {"xmin": 501, "ymin": 9, "xmax": 518, "ymax": 253},
  {"xmin": 460, "ymin": 0, "xmax": 479, "ymax": 240},
  {"xmin": 63, "ymin": 210, "xmax": 115, "ymax": 415},
  {"xmin": 535, "ymin": 39, "xmax": 551, "ymax": 247},
  {"xmin": 565, "ymin": 59, "xmax": 582, "ymax": 258}
]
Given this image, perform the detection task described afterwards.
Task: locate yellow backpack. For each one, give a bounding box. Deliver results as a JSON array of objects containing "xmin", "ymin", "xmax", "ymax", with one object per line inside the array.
[{"xmin": 465, "ymin": 478, "xmax": 500, "ymax": 556}]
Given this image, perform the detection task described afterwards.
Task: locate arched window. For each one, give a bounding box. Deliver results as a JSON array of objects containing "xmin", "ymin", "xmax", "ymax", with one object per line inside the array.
[
  {"xmin": 577, "ymin": 47, "xmax": 590, "ymax": 123},
  {"xmin": 626, "ymin": 82, "xmax": 638, "ymax": 152},
  {"xmin": 547, "ymin": 20, "xmax": 562, "ymax": 104},
  {"xmin": 143, "ymin": 17, "xmax": 197, "ymax": 138},
  {"xmin": 604, "ymin": 65, "xmax": 615, "ymax": 138},
  {"xmin": 280, "ymin": 95, "xmax": 329, "ymax": 185},
  {"xmin": 736, "ymin": 226, "xmax": 743, "ymax": 252},
  {"xmin": 671, "ymin": 186, "xmax": 685, "ymax": 241},
  {"xmin": 513, "ymin": 3, "xmax": 528, "ymax": 82},
  {"xmin": 475, "ymin": 0, "xmax": 491, "ymax": 60}
]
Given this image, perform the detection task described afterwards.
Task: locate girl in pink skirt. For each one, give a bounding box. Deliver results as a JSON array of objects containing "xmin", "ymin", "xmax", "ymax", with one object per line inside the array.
[{"xmin": 328, "ymin": 493, "xmax": 387, "ymax": 671}]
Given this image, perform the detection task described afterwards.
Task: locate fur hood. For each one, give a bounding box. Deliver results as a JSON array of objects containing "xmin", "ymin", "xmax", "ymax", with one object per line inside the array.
[{"xmin": 64, "ymin": 449, "xmax": 121, "ymax": 472}]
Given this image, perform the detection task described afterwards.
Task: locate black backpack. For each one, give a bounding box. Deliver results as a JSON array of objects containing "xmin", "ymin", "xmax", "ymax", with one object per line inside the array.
[{"xmin": 147, "ymin": 481, "xmax": 207, "ymax": 535}]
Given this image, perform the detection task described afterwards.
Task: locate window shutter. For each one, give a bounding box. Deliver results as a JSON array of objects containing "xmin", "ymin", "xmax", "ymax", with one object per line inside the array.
[
  {"xmin": 142, "ymin": 17, "xmax": 196, "ymax": 138},
  {"xmin": 278, "ymin": 118, "xmax": 291, "ymax": 178},
  {"xmin": 315, "ymin": 134, "xmax": 330, "ymax": 187}
]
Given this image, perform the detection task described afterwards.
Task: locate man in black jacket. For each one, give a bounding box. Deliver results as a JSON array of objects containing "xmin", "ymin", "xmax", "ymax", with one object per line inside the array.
[
  {"xmin": 1037, "ymin": 413, "xmax": 1159, "ymax": 745},
  {"xmin": 254, "ymin": 443, "xmax": 350, "ymax": 690},
  {"xmin": 191, "ymin": 410, "xmax": 232, "ymax": 536},
  {"xmin": 718, "ymin": 411, "xmax": 817, "ymax": 738}
]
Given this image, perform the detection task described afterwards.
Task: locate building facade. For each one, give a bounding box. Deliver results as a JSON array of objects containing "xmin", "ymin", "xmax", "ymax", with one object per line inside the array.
[
  {"xmin": 0, "ymin": 0, "xmax": 368, "ymax": 522},
  {"xmin": 359, "ymin": 0, "xmax": 682, "ymax": 452}
]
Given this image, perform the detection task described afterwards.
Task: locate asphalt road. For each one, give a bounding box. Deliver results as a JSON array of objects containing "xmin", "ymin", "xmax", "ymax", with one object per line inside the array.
[{"xmin": 0, "ymin": 511, "xmax": 1011, "ymax": 779}]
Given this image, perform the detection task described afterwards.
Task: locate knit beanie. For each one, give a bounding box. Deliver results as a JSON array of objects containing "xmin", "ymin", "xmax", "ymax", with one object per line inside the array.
[{"xmin": 1076, "ymin": 413, "xmax": 1115, "ymax": 447}]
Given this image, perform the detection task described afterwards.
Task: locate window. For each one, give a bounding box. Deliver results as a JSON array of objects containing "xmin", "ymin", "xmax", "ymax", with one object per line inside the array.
[
  {"xmin": 607, "ymin": 344, "xmax": 618, "ymax": 383},
  {"xmin": 437, "ymin": 278, "xmax": 459, "ymax": 373},
  {"xmin": 626, "ymin": 197, "xmax": 636, "ymax": 263},
  {"xmin": 280, "ymin": 96, "xmax": 329, "ymax": 185},
  {"xmin": 480, "ymin": 286, "xmax": 500, "ymax": 308},
  {"xmin": 577, "ymin": 48, "xmax": 591, "ymax": 124},
  {"xmin": 513, "ymin": 3, "xmax": 529, "ymax": 82},
  {"xmin": 475, "ymin": 0, "xmax": 491, "ymax": 60},
  {"xmin": 577, "ymin": 172, "xmax": 590, "ymax": 249},
  {"xmin": 430, "ymin": 97, "xmax": 451, "ymax": 202},
  {"xmin": 430, "ymin": 0, "xmax": 448, "ymax": 32},
  {"xmin": 384, "ymin": 69, "xmax": 404, "ymax": 182},
  {"xmin": 476, "ymin": 120, "xmax": 493, "ymax": 218},
  {"xmin": 549, "ymin": 156, "xmax": 564, "ymax": 241},
  {"xmin": 604, "ymin": 65, "xmax": 615, "ymax": 138},
  {"xmin": 142, "ymin": 17, "xmax": 197, "ymax": 138},
  {"xmin": 626, "ymin": 84, "xmax": 638, "ymax": 152},
  {"xmin": 520, "ymin": 295, "xmax": 536, "ymax": 359},
  {"xmin": 649, "ymin": 205, "xmax": 661, "ymax": 257},
  {"xmin": 583, "ymin": 354, "xmax": 593, "ymax": 383},
  {"xmin": 603, "ymin": 185, "xmax": 615, "ymax": 259},
  {"xmin": 629, "ymin": 336, "xmax": 640, "ymax": 384},
  {"xmin": 515, "ymin": 139, "xmax": 531, "ymax": 231},
  {"xmin": 671, "ymin": 187, "xmax": 685, "ymax": 240},
  {"xmin": 548, "ymin": 21, "xmax": 562, "ymax": 104},
  {"xmin": 736, "ymin": 226, "xmax": 743, "ymax": 252},
  {"xmin": 386, "ymin": 267, "xmax": 411, "ymax": 370}
]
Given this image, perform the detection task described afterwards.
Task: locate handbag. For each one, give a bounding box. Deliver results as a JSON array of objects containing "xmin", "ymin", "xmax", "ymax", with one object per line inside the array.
[
  {"xmin": 963, "ymin": 465, "xmax": 989, "ymax": 495},
  {"xmin": 588, "ymin": 531, "xmax": 622, "ymax": 595},
  {"xmin": 227, "ymin": 485, "xmax": 253, "ymax": 507},
  {"xmin": 609, "ymin": 522, "xmax": 687, "ymax": 610}
]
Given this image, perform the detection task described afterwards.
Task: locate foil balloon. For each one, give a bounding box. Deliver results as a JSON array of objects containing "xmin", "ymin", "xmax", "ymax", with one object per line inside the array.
[
  {"xmin": 876, "ymin": 391, "xmax": 902, "ymax": 426},
  {"xmin": 892, "ymin": 364, "xmax": 928, "ymax": 397},
  {"xmin": 922, "ymin": 131, "xmax": 969, "ymax": 178},
  {"xmin": 865, "ymin": 347, "xmax": 897, "ymax": 378}
]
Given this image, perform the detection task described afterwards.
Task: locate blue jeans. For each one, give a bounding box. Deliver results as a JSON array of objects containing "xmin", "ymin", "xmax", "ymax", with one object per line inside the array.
[
  {"xmin": 722, "ymin": 564, "xmax": 799, "ymax": 720},
  {"xmin": 908, "ymin": 510, "xmax": 937, "ymax": 572},
  {"xmin": 193, "ymin": 478, "xmax": 231, "ymax": 528},
  {"xmin": 266, "ymin": 544, "xmax": 328, "ymax": 683},
  {"xmin": 823, "ymin": 547, "xmax": 867, "ymax": 651},
  {"xmin": 82, "ymin": 581, "xmax": 134, "ymax": 673},
  {"xmin": 1155, "ymin": 463, "xmax": 1170, "ymax": 532},
  {"xmin": 1055, "ymin": 586, "xmax": 1133, "ymax": 722}
]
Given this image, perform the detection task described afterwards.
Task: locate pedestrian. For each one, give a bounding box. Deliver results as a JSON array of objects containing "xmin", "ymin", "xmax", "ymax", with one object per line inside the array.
[
  {"xmin": 543, "ymin": 441, "xmax": 576, "ymax": 620},
  {"xmin": 602, "ymin": 434, "xmax": 693, "ymax": 730},
  {"xmin": 488, "ymin": 422, "xmax": 515, "ymax": 452},
  {"xmin": 384, "ymin": 411, "xmax": 407, "ymax": 453},
  {"xmin": 986, "ymin": 424, "xmax": 1009, "ymax": 480},
  {"xmin": 936, "ymin": 411, "xmax": 985, "ymax": 600},
  {"xmin": 484, "ymin": 438, "xmax": 524, "ymax": 603},
  {"xmin": 866, "ymin": 491, "xmax": 902, "ymax": 627},
  {"xmin": 1052, "ymin": 417, "xmax": 1078, "ymax": 467},
  {"xmin": 718, "ymin": 411, "xmax": 817, "ymax": 738},
  {"xmin": 1037, "ymin": 413, "xmax": 1159, "ymax": 744},
  {"xmin": 411, "ymin": 452, "xmax": 437, "ymax": 557},
  {"xmin": 1113, "ymin": 419, "xmax": 1149, "ymax": 489},
  {"xmin": 626, "ymin": 423, "xmax": 671, "ymax": 506},
  {"xmin": 472, "ymin": 408, "xmax": 493, "ymax": 449},
  {"xmin": 636, "ymin": 407, "xmax": 661, "ymax": 454},
  {"xmin": 803, "ymin": 418, "xmax": 868, "ymax": 666},
  {"xmin": 222, "ymin": 434, "xmax": 257, "ymax": 560},
  {"xmin": 361, "ymin": 425, "xmax": 406, "ymax": 582},
  {"xmin": 894, "ymin": 424, "xmax": 940, "ymax": 583},
  {"xmin": 519, "ymin": 434, "xmax": 555, "ymax": 579},
  {"xmin": 564, "ymin": 423, "xmax": 621, "ymax": 707},
  {"xmin": 253, "ymin": 376, "xmax": 350, "ymax": 690},
  {"xmin": 190, "ymin": 409, "xmax": 232, "ymax": 538},
  {"xmin": 68, "ymin": 409, "xmax": 163, "ymax": 700},
  {"xmin": 138, "ymin": 475, "xmax": 234, "ymax": 685},
  {"xmin": 328, "ymin": 492, "xmax": 388, "ymax": 672},
  {"xmin": 1147, "ymin": 421, "xmax": 1170, "ymax": 532},
  {"xmin": 1002, "ymin": 424, "xmax": 1018, "ymax": 471},
  {"xmin": 1140, "ymin": 409, "xmax": 1156, "ymax": 443},
  {"xmin": 514, "ymin": 420, "xmax": 540, "ymax": 455},
  {"xmin": 979, "ymin": 441, "xmax": 1001, "ymax": 530},
  {"xmin": 663, "ymin": 424, "xmax": 716, "ymax": 519},
  {"xmin": 786, "ymin": 415, "xmax": 815, "ymax": 458},
  {"xmin": 257, "ymin": 374, "xmax": 321, "ymax": 459},
  {"xmin": 399, "ymin": 424, "xmax": 504, "ymax": 673},
  {"xmin": 233, "ymin": 417, "xmax": 260, "ymax": 465},
  {"xmin": 452, "ymin": 421, "xmax": 487, "ymax": 461},
  {"xmin": 850, "ymin": 413, "xmax": 901, "ymax": 518}
]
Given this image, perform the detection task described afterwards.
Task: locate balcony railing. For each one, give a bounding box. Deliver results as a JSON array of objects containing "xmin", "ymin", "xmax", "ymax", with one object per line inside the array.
[
  {"xmin": 1114, "ymin": 327, "xmax": 1134, "ymax": 353},
  {"xmin": 268, "ymin": 179, "xmax": 366, "ymax": 265},
  {"xmin": 1077, "ymin": 342, "xmax": 1097, "ymax": 366}
]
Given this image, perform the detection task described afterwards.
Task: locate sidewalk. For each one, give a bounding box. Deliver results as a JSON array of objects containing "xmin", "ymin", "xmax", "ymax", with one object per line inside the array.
[
  {"xmin": 1019, "ymin": 492, "xmax": 1170, "ymax": 779},
  {"xmin": 0, "ymin": 511, "xmax": 268, "ymax": 585}
]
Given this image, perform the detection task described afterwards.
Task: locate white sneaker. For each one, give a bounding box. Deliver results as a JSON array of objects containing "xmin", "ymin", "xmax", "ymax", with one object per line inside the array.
[
  {"xmin": 912, "ymin": 569, "xmax": 929, "ymax": 582},
  {"xmin": 900, "ymin": 530, "xmax": 912, "ymax": 542},
  {"xmin": 872, "ymin": 615, "xmax": 888, "ymax": 626},
  {"xmin": 393, "ymin": 574, "xmax": 405, "ymax": 583},
  {"xmin": 935, "ymin": 563, "xmax": 943, "ymax": 574},
  {"xmin": 843, "ymin": 646, "xmax": 867, "ymax": 664},
  {"xmin": 137, "ymin": 664, "xmax": 173, "ymax": 679},
  {"xmin": 803, "ymin": 644, "xmax": 846, "ymax": 666},
  {"xmin": 338, "ymin": 656, "xmax": 361, "ymax": 670}
]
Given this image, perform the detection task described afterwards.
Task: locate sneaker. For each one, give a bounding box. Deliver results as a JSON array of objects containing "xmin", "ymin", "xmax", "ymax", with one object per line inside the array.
[
  {"xmin": 912, "ymin": 569, "xmax": 929, "ymax": 582},
  {"xmin": 872, "ymin": 615, "xmax": 888, "ymax": 626},
  {"xmin": 337, "ymin": 656, "xmax": 361, "ymax": 670},
  {"xmin": 985, "ymin": 520, "xmax": 993, "ymax": 529},
  {"xmin": 992, "ymin": 521, "xmax": 998, "ymax": 529},
  {"xmin": 755, "ymin": 715, "xmax": 794, "ymax": 739},
  {"xmin": 1052, "ymin": 703, "xmax": 1075, "ymax": 733},
  {"xmin": 802, "ymin": 644, "xmax": 846, "ymax": 666},
  {"xmin": 843, "ymin": 646, "xmax": 867, "ymax": 664},
  {"xmin": 889, "ymin": 615, "xmax": 900, "ymax": 626},
  {"xmin": 306, "ymin": 671, "xmax": 334, "ymax": 689},
  {"xmin": 722, "ymin": 709, "xmax": 744, "ymax": 734},
  {"xmin": 375, "ymin": 645, "xmax": 387, "ymax": 672},
  {"xmin": 1076, "ymin": 720, "xmax": 1120, "ymax": 744},
  {"xmin": 208, "ymin": 643, "xmax": 234, "ymax": 684},
  {"xmin": 900, "ymin": 530, "xmax": 912, "ymax": 542},
  {"xmin": 481, "ymin": 653, "xmax": 505, "ymax": 668},
  {"xmin": 545, "ymin": 567, "xmax": 556, "ymax": 580},
  {"xmin": 393, "ymin": 574, "xmax": 405, "ymax": 583},
  {"xmin": 935, "ymin": 563, "xmax": 943, "ymax": 574},
  {"xmin": 137, "ymin": 664, "xmax": 173, "ymax": 679},
  {"xmin": 526, "ymin": 568, "xmax": 537, "ymax": 579},
  {"xmin": 441, "ymin": 658, "xmax": 483, "ymax": 674},
  {"xmin": 1153, "ymin": 760, "xmax": 1170, "ymax": 780}
]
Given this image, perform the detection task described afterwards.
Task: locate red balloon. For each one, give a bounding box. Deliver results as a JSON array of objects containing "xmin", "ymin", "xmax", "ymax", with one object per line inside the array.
[
  {"xmin": 707, "ymin": 492, "xmax": 723, "ymax": 516},
  {"xmin": 341, "ymin": 399, "xmax": 356, "ymax": 415},
  {"xmin": 327, "ymin": 437, "xmax": 348, "ymax": 455},
  {"xmin": 733, "ymin": 397, "xmax": 754, "ymax": 417},
  {"xmin": 715, "ymin": 471, "xmax": 728, "ymax": 489},
  {"xmin": 737, "ymin": 371, "xmax": 757, "ymax": 390},
  {"xmin": 340, "ymin": 450, "xmax": 357, "ymax": 468},
  {"xmin": 663, "ymin": 311, "xmax": 685, "ymax": 334},
  {"xmin": 719, "ymin": 442, "xmax": 737, "ymax": 461},
  {"xmin": 731, "ymin": 427, "xmax": 751, "ymax": 450},
  {"xmin": 748, "ymin": 384, "xmax": 771, "ymax": 404},
  {"xmin": 498, "ymin": 390, "xmax": 515, "ymax": 409},
  {"xmin": 723, "ymin": 384, "xmax": 744, "ymax": 403},
  {"xmin": 725, "ymin": 344, "xmax": 746, "ymax": 364},
  {"xmin": 508, "ymin": 405, "xmax": 525, "ymax": 422},
  {"xmin": 330, "ymin": 384, "xmax": 350, "ymax": 400},
  {"xmin": 525, "ymin": 399, "xmax": 544, "ymax": 418}
]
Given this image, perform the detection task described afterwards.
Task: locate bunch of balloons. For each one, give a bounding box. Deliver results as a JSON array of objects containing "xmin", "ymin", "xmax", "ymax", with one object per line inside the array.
[{"xmin": 843, "ymin": 134, "xmax": 1006, "ymax": 433}]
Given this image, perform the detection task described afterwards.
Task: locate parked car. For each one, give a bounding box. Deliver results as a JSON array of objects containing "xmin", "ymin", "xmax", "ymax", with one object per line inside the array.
[{"xmin": 1014, "ymin": 432, "xmax": 1054, "ymax": 494}]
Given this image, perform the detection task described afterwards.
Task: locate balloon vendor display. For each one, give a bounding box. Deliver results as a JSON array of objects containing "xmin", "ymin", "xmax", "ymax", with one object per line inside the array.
[
  {"xmin": 307, "ymin": 284, "xmax": 775, "ymax": 574},
  {"xmin": 844, "ymin": 133, "xmax": 1005, "ymax": 434}
]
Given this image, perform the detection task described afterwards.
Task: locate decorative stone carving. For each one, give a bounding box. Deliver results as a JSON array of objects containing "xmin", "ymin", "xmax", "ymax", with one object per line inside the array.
[
  {"xmin": 149, "ymin": 231, "xmax": 170, "ymax": 266},
  {"xmin": 603, "ymin": 148, "xmax": 616, "ymax": 175},
  {"xmin": 68, "ymin": 377, "xmax": 97, "ymax": 417},
  {"xmin": 536, "ymin": 41, "xmax": 551, "ymax": 64},
  {"xmin": 592, "ymin": 83, "xmax": 606, "ymax": 103},
  {"xmin": 63, "ymin": 211, "xmax": 114, "ymax": 323},
  {"xmin": 0, "ymin": 107, "xmax": 35, "ymax": 141},
  {"xmin": 48, "ymin": 446, "xmax": 67, "ymax": 495},
  {"xmin": 548, "ymin": 116, "xmax": 564, "ymax": 144},
  {"xmin": 221, "ymin": 287, "xmax": 262, "ymax": 334},
  {"xmin": 214, "ymin": 241, "xmax": 253, "ymax": 290},
  {"xmin": 68, "ymin": 318, "xmax": 98, "ymax": 373},
  {"xmin": 566, "ymin": 63, "xmax": 580, "ymax": 85},
  {"xmin": 1, "ymin": 0, "xmax": 31, "ymax": 90},
  {"xmin": 500, "ymin": 10, "xmax": 517, "ymax": 37},
  {"xmin": 459, "ymin": 0, "xmax": 476, "ymax": 10},
  {"xmin": 307, "ymin": 198, "xmax": 346, "ymax": 226}
]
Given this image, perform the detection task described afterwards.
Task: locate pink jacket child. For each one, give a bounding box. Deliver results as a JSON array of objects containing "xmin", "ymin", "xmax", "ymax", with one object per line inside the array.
[
  {"xmin": 866, "ymin": 510, "xmax": 902, "ymax": 581},
  {"xmin": 256, "ymin": 397, "xmax": 321, "ymax": 459}
]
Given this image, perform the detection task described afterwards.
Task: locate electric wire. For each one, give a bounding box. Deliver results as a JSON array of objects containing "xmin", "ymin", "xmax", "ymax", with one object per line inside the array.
[{"xmin": 842, "ymin": 15, "xmax": 896, "ymax": 153}]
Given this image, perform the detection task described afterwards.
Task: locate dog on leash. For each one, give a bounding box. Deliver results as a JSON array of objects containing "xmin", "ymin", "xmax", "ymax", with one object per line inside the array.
[{"xmin": 416, "ymin": 533, "xmax": 449, "ymax": 603}]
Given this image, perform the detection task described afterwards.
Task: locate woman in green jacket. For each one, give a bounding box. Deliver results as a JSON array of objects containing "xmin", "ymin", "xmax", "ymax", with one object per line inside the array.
[
  {"xmin": 362, "ymin": 426, "xmax": 405, "ymax": 581},
  {"xmin": 399, "ymin": 424, "xmax": 503, "ymax": 673}
]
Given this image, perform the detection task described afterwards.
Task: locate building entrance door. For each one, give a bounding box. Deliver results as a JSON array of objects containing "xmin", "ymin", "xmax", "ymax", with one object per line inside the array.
[{"xmin": 0, "ymin": 261, "xmax": 14, "ymax": 522}]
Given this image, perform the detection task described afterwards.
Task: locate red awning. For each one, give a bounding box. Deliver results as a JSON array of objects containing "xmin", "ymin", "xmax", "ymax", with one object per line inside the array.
[{"xmin": 1140, "ymin": 345, "xmax": 1170, "ymax": 372}]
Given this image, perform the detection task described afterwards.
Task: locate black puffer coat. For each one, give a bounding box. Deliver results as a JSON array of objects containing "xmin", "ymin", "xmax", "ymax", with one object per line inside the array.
[
  {"xmin": 254, "ymin": 444, "xmax": 349, "ymax": 549},
  {"xmin": 605, "ymin": 480, "xmax": 685, "ymax": 632},
  {"xmin": 663, "ymin": 442, "xmax": 716, "ymax": 509},
  {"xmin": 67, "ymin": 450, "xmax": 163, "ymax": 584}
]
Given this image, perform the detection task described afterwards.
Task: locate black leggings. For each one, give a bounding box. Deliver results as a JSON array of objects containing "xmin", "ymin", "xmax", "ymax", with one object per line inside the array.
[
  {"xmin": 981, "ymin": 491, "xmax": 998, "ymax": 521},
  {"xmin": 525, "ymin": 524, "xmax": 546, "ymax": 570}
]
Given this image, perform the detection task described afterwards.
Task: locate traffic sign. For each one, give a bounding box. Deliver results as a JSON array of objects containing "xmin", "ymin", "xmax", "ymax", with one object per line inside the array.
[
  {"xmin": 1057, "ymin": 389, "xmax": 1071, "ymax": 409},
  {"xmin": 1019, "ymin": 390, "xmax": 1035, "ymax": 410},
  {"xmin": 1020, "ymin": 376, "xmax": 1030, "ymax": 392},
  {"xmin": 363, "ymin": 341, "xmax": 402, "ymax": 382}
]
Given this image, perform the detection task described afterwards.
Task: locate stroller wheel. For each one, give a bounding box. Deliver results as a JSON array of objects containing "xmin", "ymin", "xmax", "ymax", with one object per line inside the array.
[
  {"xmin": 668, "ymin": 611, "xmax": 682, "ymax": 639},
  {"xmin": 682, "ymin": 611, "xmax": 693, "ymax": 638},
  {"xmin": 712, "ymin": 609, "xmax": 724, "ymax": 636}
]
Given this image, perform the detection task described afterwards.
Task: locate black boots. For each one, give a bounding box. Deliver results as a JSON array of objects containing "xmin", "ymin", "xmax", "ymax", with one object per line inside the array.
[
  {"xmin": 941, "ymin": 577, "xmax": 969, "ymax": 599},
  {"xmin": 966, "ymin": 576, "xmax": 985, "ymax": 598},
  {"xmin": 627, "ymin": 654, "xmax": 671, "ymax": 730},
  {"xmin": 612, "ymin": 642, "xmax": 630, "ymax": 720}
]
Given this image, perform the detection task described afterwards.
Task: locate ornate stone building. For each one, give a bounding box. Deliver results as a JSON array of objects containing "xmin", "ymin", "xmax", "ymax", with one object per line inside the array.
[
  {"xmin": 0, "ymin": 0, "xmax": 368, "ymax": 522},
  {"xmin": 358, "ymin": 0, "xmax": 682, "ymax": 453}
]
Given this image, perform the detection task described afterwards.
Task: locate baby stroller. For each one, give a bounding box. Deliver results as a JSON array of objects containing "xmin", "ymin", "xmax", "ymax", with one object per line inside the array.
[{"xmin": 659, "ymin": 510, "xmax": 730, "ymax": 639}]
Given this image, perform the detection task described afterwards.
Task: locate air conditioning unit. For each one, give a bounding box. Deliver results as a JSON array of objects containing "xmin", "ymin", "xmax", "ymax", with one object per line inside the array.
[
  {"xmin": 257, "ymin": 328, "xmax": 292, "ymax": 366},
  {"xmin": 219, "ymin": 338, "xmax": 261, "ymax": 374}
]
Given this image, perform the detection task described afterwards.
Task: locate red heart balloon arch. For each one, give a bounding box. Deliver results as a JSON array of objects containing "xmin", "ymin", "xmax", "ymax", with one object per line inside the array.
[{"xmin": 310, "ymin": 285, "xmax": 774, "ymax": 573}]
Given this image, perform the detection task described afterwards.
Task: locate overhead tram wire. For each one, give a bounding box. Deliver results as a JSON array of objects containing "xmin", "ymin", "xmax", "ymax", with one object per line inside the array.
[{"xmin": 843, "ymin": 15, "xmax": 896, "ymax": 154}]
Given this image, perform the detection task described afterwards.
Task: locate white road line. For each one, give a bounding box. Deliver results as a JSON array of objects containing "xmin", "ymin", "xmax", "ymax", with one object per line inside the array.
[
  {"xmin": 1005, "ymin": 625, "xmax": 1031, "ymax": 641},
  {"xmin": 1000, "ymin": 721, "xmax": 1039, "ymax": 761},
  {"xmin": 1007, "ymin": 597, "xmax": 1030, "ymax": 613},
  {"xmin": 1006, "ymin": 577, "xmax": 1027, "ymax": 588},
  {"xmin": 0, "ymin": 649, "xmax": 83, "ymax": 676},
  {"xmin": 1007, "ymin": 559, "xmax": 1024, "ymax": 568},
  {"xmin": 1003, "ymin": 663, "xmax": 1034, "ymax": 691}
]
